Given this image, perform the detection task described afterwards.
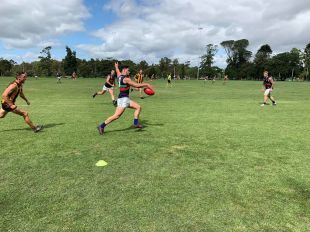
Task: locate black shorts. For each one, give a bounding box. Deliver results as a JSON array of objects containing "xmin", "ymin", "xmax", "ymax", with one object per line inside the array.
[
  {"xmin": 104, "ymin": 83, "xmax": 112, "ymax": 88},
  {"xmin": 1, "ymin": 102, "xmax": 16, "ymax": 112},
  {"xmin": 168, "ymin": 80, "xmax": 171, "ymax": 83}
]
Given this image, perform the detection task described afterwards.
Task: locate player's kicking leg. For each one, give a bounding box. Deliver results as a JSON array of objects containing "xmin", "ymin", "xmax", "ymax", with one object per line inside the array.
[{"xmin": 12, "ymin": 108, "xmax": 43, "ymax": 132}]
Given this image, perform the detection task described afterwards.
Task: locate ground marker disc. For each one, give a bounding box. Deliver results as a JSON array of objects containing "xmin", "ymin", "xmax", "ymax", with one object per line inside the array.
[{"xmin": 96, "ymin": 160, "xmax": 107, "ymax": 167}]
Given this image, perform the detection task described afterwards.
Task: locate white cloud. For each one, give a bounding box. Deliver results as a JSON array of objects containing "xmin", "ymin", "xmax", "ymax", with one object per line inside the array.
[
  {"xmin": 0, "ymin": 0, "xmax": 89, "ymax": 48},
  {"xmin": 78, "ymin": 0, "xmax": 310, "ymax": 67},
  {"xmin": 1, "ymin": 0, "xmax": 309, "ymax": 67}
]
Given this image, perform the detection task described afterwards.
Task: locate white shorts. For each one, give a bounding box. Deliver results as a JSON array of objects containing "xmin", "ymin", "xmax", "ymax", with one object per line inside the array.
[
  {"xmin": 117, "ymin": 97, "xmax": 131, "ymax": 108},
  {"xmin": 264, "ymin": 89, "xmax": 272, "ymax": 96},
  {"xmin": 102, "ymin": 85, "xmax": 113, "ymax": 91}
]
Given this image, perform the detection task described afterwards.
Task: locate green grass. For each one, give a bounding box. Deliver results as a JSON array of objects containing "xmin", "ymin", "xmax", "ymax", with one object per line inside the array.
[{"xmin": 0, "ymin": 77, "xmax": 309, "ymax": 231}]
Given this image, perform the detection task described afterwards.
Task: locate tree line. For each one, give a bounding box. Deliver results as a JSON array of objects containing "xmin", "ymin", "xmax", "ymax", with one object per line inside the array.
[{"xmin": 0, "ymin": 40, "xmax": 309, "ymax": 80}]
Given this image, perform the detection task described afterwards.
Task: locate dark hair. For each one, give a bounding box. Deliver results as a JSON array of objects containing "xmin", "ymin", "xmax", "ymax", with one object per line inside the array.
[
  {"xmin": 121, "ymin": 65, "xmax": 129, "ymax": 70},
  {"xmin": 16, "ymin": 71, "xmax": 26, "ymax": 78}
]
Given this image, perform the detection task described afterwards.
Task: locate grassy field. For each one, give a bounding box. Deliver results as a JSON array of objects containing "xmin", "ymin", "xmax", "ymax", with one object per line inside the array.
[{"xmin": 0, "ymin": 77, "xmax": 309, "ymax": 231}]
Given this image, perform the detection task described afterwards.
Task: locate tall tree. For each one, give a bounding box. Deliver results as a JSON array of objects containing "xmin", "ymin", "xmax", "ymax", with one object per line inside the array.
[
  {"xmin": 304, "ymin": 43, "xmax": 310, "ymax": 68},
  {"xmin": 63, "ymin": 46, "xmax": 77, "ymax": 76},
  {"xmin": 289, "ymin": 48, "xmax": 303, "ymax": 78},
  {"xmin": 269, "ymin": 50, "xmax": 302, "ymax": 81},
  {"xmin": 200, "ymin": 44, "xmax": 218, "ymax": 77},
  {"xmin": 220, "ymin": 40, "xmax": 234, "ymax": 64},
  {"xmin": 254, "ymin": 44, "xmax": 273, "ymax": 79},
  {"xmin": 38, "ymin": 46, "xmax": 52, "ymax": 76},
  {"xmin": 138, "ymin": 60, "xmax": 149, "ymax": 71},
  {"xmin": 159, "ymin": 57, "xmax": 171, "ymax": 78},
  {"xmin": 172, "ymin": 58, "xmax": 179, "ymax": 78},
  {"xmin": 233, "ymin": 39, "xmax": 252, "ymax": 66},
  {"xmin": 304, "ymin": 43, "xmax": 310, "ymax": 80},
  {"xmin": 0, "ymin": 58, "xmax": 13, "ymax": 76},
  {"xmin": 221, "ymin": 39, "xmax": 252, "ymax": 79}
]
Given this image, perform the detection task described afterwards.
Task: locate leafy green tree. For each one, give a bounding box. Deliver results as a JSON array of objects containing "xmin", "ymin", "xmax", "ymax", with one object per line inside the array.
[
  {"xmin": 200, "ymin": 44, "xmax": 218, "ymax": 77},
  {"xmin": 220, "ymin": 40, "xmax": 234, "ymax": 64},
  {"xmin": 172, "ymin": 58, "xmax": 179, "ymax": 78},
  {"xmin": 304, "ymin": 43, "xmax": 310, "ymax": 68},
  {"xmin": 0, "ymin": 58, "xmax": 13, "ymax": 76},
  {"xmin": 63, "ymin": 46, "xmax": 77, "ymax": 75},
  {"xmin": 221, "ymin": 39, "xmax": 252, "ymax": 79},
  {"xmin": 289, "ymin": 48, "xmax": 303, "ymax": 78},
  {"xmin": 78, "ymin": 59, "xmax": 92, "ymax": 78},
  {"xmin": 146, "ymin": 64, "xmax": 158, "ymax": 79},
  {"xmin": 159, "ymin": 57, "xmax": 171, "ymax": 78},
  {"xmin": 234, "ymin": 39, "xmax": 252, "ymax": 66},
  {"xmin": 38, "ymin": 46, "xmax": 52, "ymax": 76},
  {"xmin": 180, "ymin": 63, "xmax": 186, "ymax": 79},
  {"xmin": 138, "ymin": 60, "xmax": 149, "ymax": 71},
  {"xmin": 268, "ymin": 50, "xmax": 302, "ymax": 81},
  {"xmin": 254, "ymin": 44, "xmax": 272, "ymax": 79},
  {"xmin": 304, "ymin": 43, "xmax": 310, "ymax": 80}
]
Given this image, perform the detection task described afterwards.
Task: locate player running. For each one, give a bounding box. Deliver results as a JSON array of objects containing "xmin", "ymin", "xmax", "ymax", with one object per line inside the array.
[
  {"xmin": 97, "ymin": 62, "xmax": 154, "ymax": 135},
  {"xmin": 223, "ymin": 75, "xmax": 228, "ymax": 85},
  {"xmin": 261, "ymin": 71, "xmax": 277, "ymax": 106},
  {"xmin": 56, "ymin": 72, "xmax": 62, "ymax": 84},
  {"xmin": 92, "ymin": 70, "xmax": 117, "ymax": 106},
  {"xmin": 0, "ymin": 72, "xmax": 43, "ymax": 132},
  {"xmin": 167, "ymin": 73, "xmax": 172, "ymax": 87}
]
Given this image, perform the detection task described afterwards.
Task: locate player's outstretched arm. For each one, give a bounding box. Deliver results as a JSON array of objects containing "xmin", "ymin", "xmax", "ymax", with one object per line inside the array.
[
  {"xmin": 124, "ymin": 78, "xmax": 154, "ymax": 91},
  {"xmin": 114, "ymin": 62, "xmax": 121, "ymax": 77}
]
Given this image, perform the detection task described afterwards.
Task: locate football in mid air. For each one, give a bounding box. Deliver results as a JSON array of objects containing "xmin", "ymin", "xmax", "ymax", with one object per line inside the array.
[{"xmin": 144, "ymin": 88, "xmax": 155, "ymax": 96}]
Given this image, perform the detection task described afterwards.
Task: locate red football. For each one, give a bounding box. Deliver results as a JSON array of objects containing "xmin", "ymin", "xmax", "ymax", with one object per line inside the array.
[{"xmin": 144, "ymin": 87, "xmax": 155, "ymax": 96}]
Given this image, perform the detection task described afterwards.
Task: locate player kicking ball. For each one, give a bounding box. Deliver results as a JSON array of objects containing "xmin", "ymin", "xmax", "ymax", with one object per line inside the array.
[
  {"xmin": 97, "ymin": 62, "xmax": 154, "ymax": 135},
  {"xmin": 261, "ymin": 70, "xmax": 277, "ymax": 106},
  {"xmin": 92, "ymin": 70, "xmax": 117, "ymax": 106},
  {"xmin": 0, "ymin": 71, "xmax": 43, "ymax": 132}
]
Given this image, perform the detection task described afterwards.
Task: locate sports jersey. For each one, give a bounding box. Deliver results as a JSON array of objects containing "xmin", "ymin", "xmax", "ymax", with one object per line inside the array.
[
  {"xmin": 2, "ymin": 81, "xmax": 22, "ymax": 104},
  {"xmin": 104, "ymin": 74, "xmax": 116, "ymax": 88},
  {"xmin": 118, "ymin": 75, "xmax": 130, "ymax": 98},
  {"xmin": 1, "ymin": 81, "xmax": 22, "ymax": 112},
  {"xmin": 263, "ymin": 77, "xmax": 273, "ymax": 89},
  {"xmin": 135, "ymin": 73, "xmax": 144, "ymax": 83}
]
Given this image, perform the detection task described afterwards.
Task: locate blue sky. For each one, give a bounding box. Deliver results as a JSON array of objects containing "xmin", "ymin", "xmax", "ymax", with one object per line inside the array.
[{"xmin": 0, "ymin": 0, "xmax": 309, "ymax": 67}]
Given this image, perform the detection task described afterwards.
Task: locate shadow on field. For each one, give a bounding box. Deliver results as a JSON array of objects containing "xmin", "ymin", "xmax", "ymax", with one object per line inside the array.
[
  {"xmin": 0, "ymin": 127, "xmax": 32, "ymax": 132},
  {"xmin": 0, "ymin": 122, "xmax": 65, "ymax": 132},
  {"xmin": 140, "ymin": 120, "xmax": 164, "ymax": 127},
  {"xmin": 285, "ymin": 178, "xmax": 310, "ymax": 201},
  {"xmin": 104, "ymin": 120, "xmax": 163, "ymax": 134},
  {"xmin": 43, "ymin": 123, "xmax": 66, "ymax": 129},
  {"xmin": 104, "ymin": 126, "xmax": 141, "ymax": 134}
]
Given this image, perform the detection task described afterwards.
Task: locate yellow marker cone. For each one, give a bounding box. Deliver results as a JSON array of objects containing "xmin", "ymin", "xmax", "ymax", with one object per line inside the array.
[{"xmin": 96, "ymin": 160, "xmax": 108, "ymax": 167}]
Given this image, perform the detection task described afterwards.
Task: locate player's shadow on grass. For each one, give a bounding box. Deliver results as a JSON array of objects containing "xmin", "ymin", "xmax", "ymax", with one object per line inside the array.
[
  {"xmin": 1, "ymin": 122, "xmax": 65, "ymax": 132},
  {"xmin": 104, "ymin": 120, "xmax": 164, "ymax": 134},
  {"xmin": 140, "ymin": 120, "xmax": 164, "ymax": 127},
  {"xmin": 43, "ymin": 123, "xmax": 66, "ymax": 129},
  {"xmin": 104, "ymin": 126, "xmax": 143, "ymax": 134}
]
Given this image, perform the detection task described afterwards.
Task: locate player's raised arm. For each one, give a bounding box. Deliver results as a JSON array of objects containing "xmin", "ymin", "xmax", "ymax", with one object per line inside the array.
[{"xmin": 114, "ymin": 62, "xmax": 121, "ymax": 77}]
